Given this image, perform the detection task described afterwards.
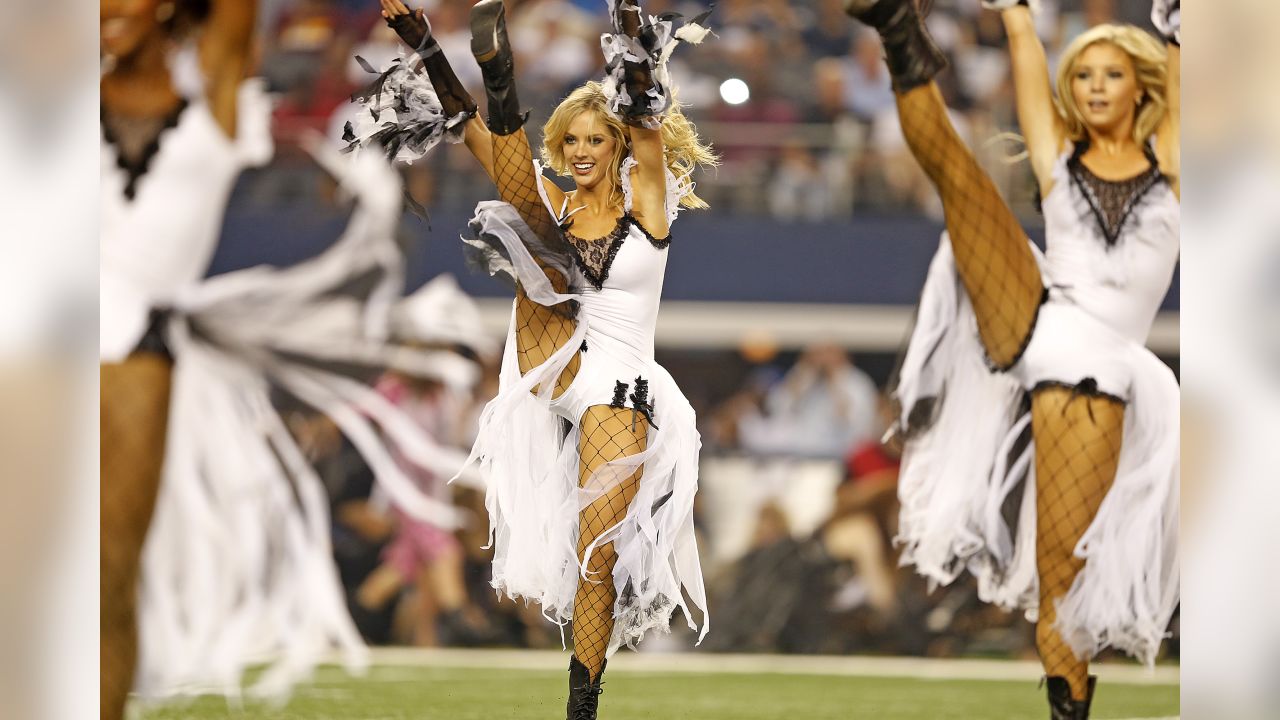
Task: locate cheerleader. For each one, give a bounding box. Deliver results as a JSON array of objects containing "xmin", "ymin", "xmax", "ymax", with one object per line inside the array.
[
  {"xmin": 102, "ymin": 0, "xmax": 463, "ymax": 711},
  {"xmin": 101, "ymin": 1, "xmax": 266, "ymax": 714},
  {"xmin": 841, "ymin": 0, "xmax": 1180, "ymax": 717},
  {"xmin": 361, "ymin": 0, "xmax": 715, "ymax": 716}
]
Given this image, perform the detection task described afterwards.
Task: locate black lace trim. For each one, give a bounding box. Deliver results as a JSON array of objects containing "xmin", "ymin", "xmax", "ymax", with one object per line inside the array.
[
  {"xmin": 101, "ymin": 99, "xmax": 189, "ymax": 201},
  {"xmin": 1032, "ymin": 378, "xmax": 1127, "ymax": 408},
  {"xmin": 1067, "ymin": 141, "xmax": 1166, "ymax": 248},
  {"xmin": 628, "ymin": 214, "xmax": 671, "ymax": 249},
  {"xmin": 562, "ymin": 213, "xmax": 671, "ymax": 289},
  {"xmin": 563, "ymin": 215, "xmax": 629, "ymax": 290},
  {"xmin": 983, "ymin": 286, "xmax": 1050, "ymax": 373}
]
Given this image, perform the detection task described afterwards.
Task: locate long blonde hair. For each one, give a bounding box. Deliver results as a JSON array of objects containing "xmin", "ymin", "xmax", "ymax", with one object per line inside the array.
[
  {"xmin": 540, "ymin": 81, "xmax": 719, "ymax": 210},
  {"xmin": 1054, "ymin": 24, "xmax": 1169, "ymax": 146}
]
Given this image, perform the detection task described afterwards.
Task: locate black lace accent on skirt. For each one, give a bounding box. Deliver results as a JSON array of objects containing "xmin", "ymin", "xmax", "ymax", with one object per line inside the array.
[{"xmin": 1031, "ymin": 378, "xmax": 1127, "ymax": 407}]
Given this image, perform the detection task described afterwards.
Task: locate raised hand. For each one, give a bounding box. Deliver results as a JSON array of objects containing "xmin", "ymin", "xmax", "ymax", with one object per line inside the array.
[{"xmin": 381, "ymin": 0, "xmax": 431, "ymax": 53}]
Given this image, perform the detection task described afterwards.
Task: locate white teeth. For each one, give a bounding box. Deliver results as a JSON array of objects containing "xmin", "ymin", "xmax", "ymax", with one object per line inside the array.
[{"xmin": 573, "ymin": 163, "xmax": 593, "ymax": 171}]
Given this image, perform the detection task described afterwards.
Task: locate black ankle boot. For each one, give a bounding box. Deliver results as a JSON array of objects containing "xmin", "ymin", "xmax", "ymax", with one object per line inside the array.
[
  {"xmin": 566, "ymin": 655, "xmax": 605, "ymax": 720},
  {"xmin": 1045, "ymin": 676, "xmax": 1097, "ymax": 720},
  {"xmin": 844, "ymin": 0, "xmax": 946, "ymax": 91},
  {"xmin": 470, "ymin": 0, "xmax": 526, "ymax": 135}
]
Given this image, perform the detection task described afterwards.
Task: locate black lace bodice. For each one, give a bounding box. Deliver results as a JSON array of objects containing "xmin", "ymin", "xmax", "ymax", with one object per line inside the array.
[
  {"xmin": 562, "ymin": 213, "xmax": 670, "ymax": 290},
  {"xmin": 1067, "ymin": 144, "xmax": 1166, "ymax": 247},
  {"xmin": 101, "ymin": 99, "xmax": 189, "ymax": 201}
]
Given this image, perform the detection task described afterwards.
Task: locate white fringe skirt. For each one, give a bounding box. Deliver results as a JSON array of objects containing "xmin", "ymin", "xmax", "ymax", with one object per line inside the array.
[{"xmin": 459, "ymin": 201, "xmax": 709, "ymax": 656}]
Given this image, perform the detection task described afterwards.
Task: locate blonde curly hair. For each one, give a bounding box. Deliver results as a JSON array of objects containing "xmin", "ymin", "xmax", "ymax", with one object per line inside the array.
[
  {"xmin": 1055, "ymin": 24, "xmax": 1169, "ymax": 146},
  {"xmin": 540, "ymin": 81, "xmax": 718, "ymax": 211}
]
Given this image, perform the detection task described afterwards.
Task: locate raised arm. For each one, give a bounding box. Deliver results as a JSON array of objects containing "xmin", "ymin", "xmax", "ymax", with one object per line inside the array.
[
  {"xmin": 199, "ymin": 0, "xmax": 257, "ymax": 137},
  {"xmin": 1151, "ymin": 0, "xmax": 1180, "ymax": 195},
  {"xmin": 627, "ymin": 124, "xmax": 669, "ymax": 238},
  {"xmin": 997, "ymin": 3, "xmax": 1065, "ymax": 193},
  {"xmin": 612, "ymin": 0, "xmax": 671, "ymax": 236},
  {"xmin": 379, "ymin": 0, "xmax": 563, "ymax": 205},
  {"xmin": 1157, "ymin": 43, "xmax": 1178, "ymax": 196}
]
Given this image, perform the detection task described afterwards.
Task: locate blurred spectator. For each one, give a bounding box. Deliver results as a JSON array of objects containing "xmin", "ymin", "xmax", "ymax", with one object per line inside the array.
[
  {"xmin": 353, "ymin": 370, "xmax": 494, "ymax": 646},
  {"xmin": 841, "ymin": 29, "xmax": 895, "ymax": 123},
  {"xmin": 768, "ymin": 140, "xmax": 839, "ymax": 221},
  {"xmin": 802, "ymin": 0, "xmax": 857, "ymax": 59},
  {"xmin": 821, "ymin": 395, "xmax": 901, "ymax": 616},
  {"xmin": 740, "ymin": 343, "xmax": 880, "ymax": 459}
]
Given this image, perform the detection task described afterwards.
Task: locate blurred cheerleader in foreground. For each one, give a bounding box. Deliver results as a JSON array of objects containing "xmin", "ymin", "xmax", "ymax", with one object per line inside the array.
[
  {"xmin": 101, "ymin": 0, "xmax": 467, "ymax": 714},
  {"xmin": 842, "ymin": 0, "xmax": 1180, "ymax": 717}
]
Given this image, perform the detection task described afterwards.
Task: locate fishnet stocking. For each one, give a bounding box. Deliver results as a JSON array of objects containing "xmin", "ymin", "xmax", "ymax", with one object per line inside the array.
[
  {"xmin": 1031, "ymin": 385, "xmax": 1124, "ymax": 701},
  {"xmin": 101, "ymin": 353, "xmax": 172, "ymax": 720},
  {"xmin": 491, "ymin": 130, "xmax": 581, "ymax": 396},
  {"xmin": 896, "ymin": 83, "xmax": 1044, "ymax": 368},
  {"xmin": 572, "ymin": 405, "xmax": 648, "ymax": 679}
]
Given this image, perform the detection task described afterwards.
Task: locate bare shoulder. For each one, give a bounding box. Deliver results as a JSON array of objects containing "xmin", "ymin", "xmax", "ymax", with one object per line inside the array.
[{"xmin": 539, "ymin": 175, "xmax": 568, "ymax": 214}]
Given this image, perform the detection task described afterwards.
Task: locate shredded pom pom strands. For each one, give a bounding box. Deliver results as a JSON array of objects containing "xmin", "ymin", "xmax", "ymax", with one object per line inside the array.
[
  {"xmin": 599, "ymin": 1, "xmax": 712, "ymax": 129},
  {"xmin": 345, "ymin": 50, "xmax": 473, "ymax": 164}
]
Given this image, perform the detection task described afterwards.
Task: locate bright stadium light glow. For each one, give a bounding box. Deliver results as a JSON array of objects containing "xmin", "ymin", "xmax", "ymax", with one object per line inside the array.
[{"xmin": 719, "ymin": 78, "xmax": 750, "ymax": 105}]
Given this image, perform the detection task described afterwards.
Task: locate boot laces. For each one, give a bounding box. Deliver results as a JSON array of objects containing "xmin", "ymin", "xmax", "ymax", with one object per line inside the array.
[{"xmin": 570, "ymin": 681, "xmax": 603, "ymax": 720}]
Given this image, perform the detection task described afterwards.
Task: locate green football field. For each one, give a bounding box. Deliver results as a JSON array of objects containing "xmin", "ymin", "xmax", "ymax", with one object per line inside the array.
[{"xmin": 132, "ymin": 651, "xmax": 1179, "ymax": 720}]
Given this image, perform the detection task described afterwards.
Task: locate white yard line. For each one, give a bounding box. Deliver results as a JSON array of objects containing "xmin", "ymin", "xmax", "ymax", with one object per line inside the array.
[{"xmin": 360, "ymin": 648, "xmax": 1179, "ymax": 686}]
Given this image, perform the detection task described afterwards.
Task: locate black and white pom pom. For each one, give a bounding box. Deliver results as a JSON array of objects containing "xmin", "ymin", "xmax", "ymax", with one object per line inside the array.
[
  {"xmin": 345, "ymin": 50, "xmax": 472, "ymax": 165},
  {"xmin": 600, "ymin": 2, "xmax": 712, "ymax": 130}
]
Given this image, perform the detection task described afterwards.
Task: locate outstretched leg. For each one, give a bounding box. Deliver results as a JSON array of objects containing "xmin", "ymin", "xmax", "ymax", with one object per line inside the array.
[
  {"xmin": 848, "ymin": 0, "xmax": 1043, "ymax": 368},
  {"xmin": 1031, "ymin": 386, "xmax": 1123, "ymax": 706},
  {"xmin": 101, "ymin": 353, "xmax": 172, "ymax": 720},
  {"xmin": 567, "ymin": 405, "xmax": 648, "ymax": 715},
  {"xmin": 471, "ymin": 0, "xmax": 580, "ymax": 394}
]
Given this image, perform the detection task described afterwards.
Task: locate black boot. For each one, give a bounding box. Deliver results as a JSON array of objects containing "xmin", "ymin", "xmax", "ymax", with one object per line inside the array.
[
  {"xmin": 386, "ymin": 9, "xmax": 478, "ymax": 119},
  {"xmin": 470, "ymin": 0, "xmax": 526, "ymax": 135},
  {"xmin": 843, "ymin": 0, "xmax": 947, "ymax": 92},
  {"xmin": 1045, "ymin": 675, "xmax": 1097, "ymax": 720},
  {"xmin": 566, "ymin": 655, "xmax": 605, "ymax": 720}
]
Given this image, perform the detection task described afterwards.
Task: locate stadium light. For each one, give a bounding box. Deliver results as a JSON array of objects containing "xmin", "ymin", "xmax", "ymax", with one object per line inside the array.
[{"xmin": 719, "ymin": 78, "xmax": 749, "ymax": 106}]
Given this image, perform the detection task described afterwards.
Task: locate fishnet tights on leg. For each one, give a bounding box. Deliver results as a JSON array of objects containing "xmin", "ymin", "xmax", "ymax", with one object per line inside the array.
[
  {"xmin": 572, "ymin": 405, "xmax": 647, "ymax": 679},
  {"xmin": 896, "ymin": 83, "xmax": 1044, "ymax": 368},
  {"xmin": 491, "ymin": 130, "xmax": 581, "ymax": 396},
  {"xmin": 101, "ymin": 354, "xmax": 172, "ymax": 720},
  {"xmin": 1031, "ymin": 385, "xmax": 1124, "ymax": 701}
]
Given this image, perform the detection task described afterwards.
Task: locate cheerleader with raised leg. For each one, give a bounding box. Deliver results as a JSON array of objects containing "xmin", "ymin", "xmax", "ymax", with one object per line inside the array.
[
  {"xmin": 840, "ymin": 0, "xmax": 1180, "ymax": 717},
  {"xmin": 358, "ymin": 0, "xmax": 716, "ymax": 716}
]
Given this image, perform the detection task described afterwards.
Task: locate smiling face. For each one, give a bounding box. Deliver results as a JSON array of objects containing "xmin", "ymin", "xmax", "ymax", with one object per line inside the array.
[
  {"xmin": 561, "ymin": 111, "xmax": 621, "ymax": 193},
  {"xmin": 1069, "ymin": 42, "xmax": 1144, "ymax": 138},
  {"xmin": 101, "ymin": 0, "xmax": 164, "ymax": 61}
]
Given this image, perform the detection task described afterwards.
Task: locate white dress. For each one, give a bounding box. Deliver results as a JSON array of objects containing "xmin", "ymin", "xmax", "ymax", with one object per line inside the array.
[
  {"xmin": 461, "ymin": 157, "xmax": 708, "ymax": 654},
  {"xmin": 893, "ymin": 143, "xmax": 1180, "ymax": 666},
  {"xmin": 100, "ymin": 79, "xmax": 273, "ymax": 362}
]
